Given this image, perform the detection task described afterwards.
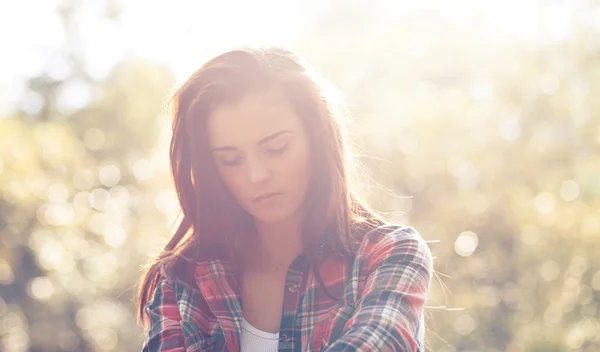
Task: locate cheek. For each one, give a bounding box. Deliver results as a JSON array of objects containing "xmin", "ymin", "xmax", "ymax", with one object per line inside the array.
[{"xmin": 217, "ymin": 168, "xmax": 246, "ymax": 198}]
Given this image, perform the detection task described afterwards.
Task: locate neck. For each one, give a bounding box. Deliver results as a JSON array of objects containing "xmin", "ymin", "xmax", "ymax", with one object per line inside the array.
[{"xmin": 252, "ymin": 215, "xmax": 303, "ymax": 272}]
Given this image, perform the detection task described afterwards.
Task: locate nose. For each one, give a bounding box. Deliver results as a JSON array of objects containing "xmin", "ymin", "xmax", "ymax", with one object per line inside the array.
[{"xmin": 246, "ymin": 156, "xmax": 272, "ymax": 185}]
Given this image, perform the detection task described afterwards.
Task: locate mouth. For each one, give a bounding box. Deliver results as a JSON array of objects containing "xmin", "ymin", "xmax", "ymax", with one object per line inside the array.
[{"xmin": 254, "ymin": 192, "xmax": 283, "ymax": 202}]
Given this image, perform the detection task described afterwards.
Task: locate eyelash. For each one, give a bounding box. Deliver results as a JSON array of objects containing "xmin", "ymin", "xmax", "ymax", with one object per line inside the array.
[
  {"xmin": 266, "ymin": 144, "xmax": 288, "ymax": 156},
  {"xmin": 219, "ymin": 145, "xmax": 289, "ymax": 167},
  {"xmin": 221, "ymin": 158, "xmax": 242, "ymax": 167}
]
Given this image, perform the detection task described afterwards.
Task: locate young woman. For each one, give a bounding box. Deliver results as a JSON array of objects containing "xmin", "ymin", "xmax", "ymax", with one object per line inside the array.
[{"xmin": 137, "ymin": 46, "xmax": 433, "ymax": 351}]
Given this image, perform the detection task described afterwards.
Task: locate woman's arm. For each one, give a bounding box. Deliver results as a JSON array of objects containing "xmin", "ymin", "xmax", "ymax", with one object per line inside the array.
[
  {"xmin": 142, "ymin": 276, "xmax": 186, "ymax": 352},
  {"xmin": 325, "ymin": 226, "xmax": 433, "ymax": 352}
]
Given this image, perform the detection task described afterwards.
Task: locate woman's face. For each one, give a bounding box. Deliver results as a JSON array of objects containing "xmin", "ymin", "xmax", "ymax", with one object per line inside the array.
[{"xmin": 207, "ymin": 88, "xmax": 312, "ymax": 226}]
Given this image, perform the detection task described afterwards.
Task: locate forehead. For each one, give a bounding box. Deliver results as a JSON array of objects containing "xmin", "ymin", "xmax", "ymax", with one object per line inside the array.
[{"xmin": 207, "ymin": 89, "xmax": 302, "ymax": 147}]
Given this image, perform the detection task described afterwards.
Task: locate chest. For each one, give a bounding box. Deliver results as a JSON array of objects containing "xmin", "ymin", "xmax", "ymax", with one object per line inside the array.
[
  {"xmin": 190, "ymin": 256, "xmax": 356, "ymax": 351},
  {"xmin": 241, "ymin": 271, "xmax": 287, "ymax": 333}
]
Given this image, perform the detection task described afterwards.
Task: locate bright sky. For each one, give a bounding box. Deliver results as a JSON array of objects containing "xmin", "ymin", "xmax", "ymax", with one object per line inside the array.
[{"xmin": 0, "ymin": 0, "xmax": 589, "ymax": 115}]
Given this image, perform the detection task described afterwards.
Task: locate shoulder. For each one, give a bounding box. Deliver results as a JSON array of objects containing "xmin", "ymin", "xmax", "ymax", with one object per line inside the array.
[
  {"xmin": 361, "ymin": 223, "xmax": 430, "ymax": 251},
  {"xmin": 356, "ymin": 224, "xmax": 433, "ymax": 275},
  {"xmin": 362, "ymin": 224, "xmax": 422, "ymax": 243},
  {"xmin": 159, "ymin": 254, "xmax": 200, "ymax": 289}
]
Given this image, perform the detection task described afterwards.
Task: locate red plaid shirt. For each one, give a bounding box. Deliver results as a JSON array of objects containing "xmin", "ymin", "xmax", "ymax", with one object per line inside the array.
[{"xmin": 142, "ymin": 225, "xmax": 433, "ymax": 351}]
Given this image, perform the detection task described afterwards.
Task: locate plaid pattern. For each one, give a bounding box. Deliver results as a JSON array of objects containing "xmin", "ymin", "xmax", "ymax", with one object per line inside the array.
[{"xmin": 142, "ymin": 224, "xmax": 433, "ymax": 351}]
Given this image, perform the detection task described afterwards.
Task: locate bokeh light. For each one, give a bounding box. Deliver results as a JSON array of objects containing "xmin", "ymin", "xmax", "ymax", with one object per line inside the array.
[{"xmin": 454, "ymin": 231, "xmax": 479, "ymax": 257}]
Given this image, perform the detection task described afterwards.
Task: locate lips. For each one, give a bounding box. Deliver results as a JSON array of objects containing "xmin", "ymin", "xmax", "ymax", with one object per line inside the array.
[{"xmin": 254, "ymin": 192, "xmax": 283, "ymax": 202}]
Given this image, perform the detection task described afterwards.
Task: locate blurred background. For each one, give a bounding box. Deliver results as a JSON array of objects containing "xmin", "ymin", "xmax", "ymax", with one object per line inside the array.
[{"xmin": 1, "ymin": 0, "xmax": 599, "ymax": 351}]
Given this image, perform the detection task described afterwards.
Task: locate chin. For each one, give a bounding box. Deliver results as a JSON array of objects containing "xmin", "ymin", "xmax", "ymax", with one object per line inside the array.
[
  {"xmin": 251, "ymin": 208, "xmax": 298, "ymax": 225},
  {"xmin": 253, "ymin": 213, "xmax": 290, "ymax": 225}
]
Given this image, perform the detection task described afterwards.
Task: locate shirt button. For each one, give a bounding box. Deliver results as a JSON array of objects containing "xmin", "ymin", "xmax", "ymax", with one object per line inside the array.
[
  {"xmin": 288, "ymin": 283, "xmax": 298, "ymax": 292},
  {"xmin": 281, "ymin": 334, "xmax": 289, "ymax": 342}
]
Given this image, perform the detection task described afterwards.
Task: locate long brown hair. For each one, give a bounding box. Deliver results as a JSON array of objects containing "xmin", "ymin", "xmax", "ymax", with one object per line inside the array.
[{"xmin": 136, "ymin": 46, "xmax": 384, "ymax": 327}]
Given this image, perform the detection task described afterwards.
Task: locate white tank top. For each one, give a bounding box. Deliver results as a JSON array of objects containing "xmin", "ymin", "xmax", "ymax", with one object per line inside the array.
[{"xmin": 241, "ymin": 317, "xmax": 279, "ymax": 352}]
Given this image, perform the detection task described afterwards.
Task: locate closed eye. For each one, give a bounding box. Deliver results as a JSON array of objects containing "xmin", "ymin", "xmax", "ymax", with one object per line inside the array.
[
  {"xmin": 213, "ymin": 150, "xmax": 243, "ymax": 167},
  {"xmin": 219, "ymin": 157, "xmax": 243, "ymax": 167},
  {"xmin": 266, "ymin": 143, "xmax": 289, "ymax": 156}
]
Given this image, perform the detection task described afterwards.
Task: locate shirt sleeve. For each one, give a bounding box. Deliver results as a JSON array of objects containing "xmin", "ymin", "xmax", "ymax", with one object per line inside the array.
[
  {"xmin": 325, "ymin": 226, "xmax": 433, "ymax": 352},
  {"xmin": 141, "ymin": 274, "xmax": 186, "ymax": 352}
]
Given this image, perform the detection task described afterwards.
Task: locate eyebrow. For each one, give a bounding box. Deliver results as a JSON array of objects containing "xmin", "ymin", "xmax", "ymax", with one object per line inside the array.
[{"xmin": 212, "ymin": 130, "xmax": 293, "ymax": 152}]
